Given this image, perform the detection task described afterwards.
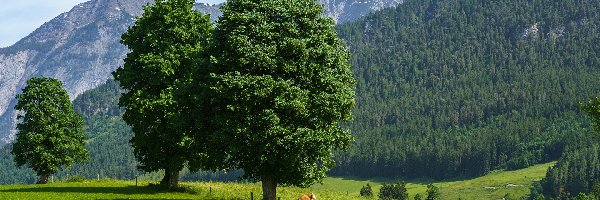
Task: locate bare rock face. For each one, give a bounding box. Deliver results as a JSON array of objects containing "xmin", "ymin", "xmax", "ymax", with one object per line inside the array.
[{"xmin": 320, "ymin": 0, "xmax": 403, "ymax": 24}]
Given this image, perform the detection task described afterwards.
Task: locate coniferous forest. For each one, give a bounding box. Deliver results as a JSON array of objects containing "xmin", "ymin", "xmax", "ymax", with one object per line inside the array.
[
  {"xmin": 2, "ymin": 0, "xmax": 600, "ymax": 198},
  {"xmin": 331, "ymin": 0, "xmax": 600, "ymax": 180}
]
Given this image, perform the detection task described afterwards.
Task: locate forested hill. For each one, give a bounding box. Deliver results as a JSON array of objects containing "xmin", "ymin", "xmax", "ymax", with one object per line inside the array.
[{"xmin": 331, "ymin": 0, "xmax": 600, "ymax": 179}]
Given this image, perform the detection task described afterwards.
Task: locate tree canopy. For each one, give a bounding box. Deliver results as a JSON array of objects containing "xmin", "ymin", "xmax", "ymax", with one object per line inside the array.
[
  {"xmin": 11, "ymin": 77, "xmax": 88, "ymax": 184},
  {"xmin": 112, "ymin": 0, "xmax": 213, "ymax": 188},
  {"xmin": 199, "ymin": 0, "xmax": 356, "ymax": 198}
]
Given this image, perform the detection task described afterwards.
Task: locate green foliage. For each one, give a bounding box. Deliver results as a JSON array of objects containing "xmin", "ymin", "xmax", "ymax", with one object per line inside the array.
[
  {"xmin": 536, "ymin": 139, "xmax": 600, "ymax": 198},
  {"xmin": 425, "ymin": 184, "xmax": 440, "ymax": 200},
  {"xmin": 0, "ymin": 144, "xmax": 36, "ymax": 184},
  {"xmin": 379, "ymin": 183, "xmax": 408, "ymax": 200},
  {"xmin": 361, "ymin": 183, "xmax": 374, "ymax": 197},
  {"xmin": 535, "ymin": 97, "xmax": 600, "ymax": 199},
  {"xmin": 65, "ymin": 176, "xmax": 86, "ymax": 183},
  {"xmin": 528, "ymin": 182, "xmax": 544, "ymax": 200},
  {"xmin": 581, "ymin": 97, "xmax": 600, "ymax": 136},
  {"xmin": 112, "ymin": 0, "xmax": 213, "ymax": 187},
  {"xmin": 200, "ymin": 0, "xmax": 355, "ymax": 198},
  {"xmin": 572, "ymin": 193, "xmax": 596, "ymax": 200},
  {"xmin": 592, "ymin": 182, "xmax": 600, "ymax": 199},
  {"xmin": 414, "ymin": 193, "xmax": 423, "ymax": 200},
  {"xmin": 12, "ymin": 77, "xmax": 89, "ymax": 183},
  {"xmin": 332, "ymin": 0, "xmax": 600, "ymax": 179},
  {"xmin": 503, "ymin": 193, "xmax": 514, "ymax": 200}
]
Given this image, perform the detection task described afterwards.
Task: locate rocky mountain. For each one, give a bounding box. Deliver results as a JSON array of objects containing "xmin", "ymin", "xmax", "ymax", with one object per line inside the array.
[{"xmin": 320, "ymin": 0, "xmax": 403, "ymax": 23}]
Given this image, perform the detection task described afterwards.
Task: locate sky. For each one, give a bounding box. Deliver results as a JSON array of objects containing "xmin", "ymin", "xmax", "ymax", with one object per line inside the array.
[{"xmin": 0, "ymin": 0, "xmax": 226, "ymax": 48}]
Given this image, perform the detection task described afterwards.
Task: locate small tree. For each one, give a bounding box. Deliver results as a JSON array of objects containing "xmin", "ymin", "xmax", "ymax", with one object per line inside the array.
[
  {"xmin": 572, "ymin": 193, "xmax": 594, "ymax": 200},
  {"xmin": 361, "ymin": 183, "xmax": 374, "ymax": 197},
  {"xmin": 426, "ymin": 184, "xmax": 441, "ymax": 200},
  {"xmin": 503, "ymin": 193, "xmax": 513, "ymax": 200},
  {"xmin": 591, "ymin": 181, "xmax": 600, "ymax": 198},
  {"xmin": 12, "ymin": 77, "xmax": 89, "ymax": 184},
  {"xmin": 204, "ymin": 0, "xmax": 356, "ymax": 199},
  {"xmin": 414, "ymin": 193, "xmax": 423, "ymax": 200},
  {"xmin": 112, "ymin": 0, "xmax": 213, "ymax": 188},
  {"xmin": 379, "ymin": 183, "xmax": 409, "ymax": 200}
]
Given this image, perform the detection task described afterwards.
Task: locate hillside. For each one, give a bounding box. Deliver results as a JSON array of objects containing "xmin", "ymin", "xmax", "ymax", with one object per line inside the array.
[
  {"xmin": 331, "ymin": 0, "xmax": 600, "ymax": 179},
  {"xmin": 0, "ymin": 162, "xmax": 555, "ymax": 199}
]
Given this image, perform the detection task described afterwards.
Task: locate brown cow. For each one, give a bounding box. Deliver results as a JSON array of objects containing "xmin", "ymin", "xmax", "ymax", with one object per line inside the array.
[{"xmin": 298, "ymin": 193, "xmax": 316, "ymax": 200}]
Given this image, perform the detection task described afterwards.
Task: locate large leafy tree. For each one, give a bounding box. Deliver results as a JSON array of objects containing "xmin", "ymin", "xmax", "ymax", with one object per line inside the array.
[
  {"xmin": 112, "ymin": 0, "xmax": 213, "ymax": 188},
  {"xmin": 12, "ymin": 77, "xmax": 89, "ymax": 184},
  {"xmin": 204, "ymin": 0, "xmax": 356, "ymax": 198}
]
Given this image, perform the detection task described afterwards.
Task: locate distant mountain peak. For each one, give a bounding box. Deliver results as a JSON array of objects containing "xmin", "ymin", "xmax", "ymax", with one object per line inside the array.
[{"xmin": 320, "ymin": 0, "xmax": 403, "ymax": 24}]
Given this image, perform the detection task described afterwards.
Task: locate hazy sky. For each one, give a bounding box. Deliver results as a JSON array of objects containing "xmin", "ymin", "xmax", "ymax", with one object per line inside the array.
[{"xmin": 0, "ymin": 0, "xmax": 226, "ymax": 48}]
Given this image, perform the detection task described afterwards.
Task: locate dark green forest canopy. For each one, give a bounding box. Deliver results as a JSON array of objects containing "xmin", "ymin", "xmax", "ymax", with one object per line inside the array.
[
  {"xmin": 331, "ymin": 0, "xmax": 600, "ymax": 178},
  {"xmin": 531, "ymin": 99, "xmax": 600, "ymax": 199}
]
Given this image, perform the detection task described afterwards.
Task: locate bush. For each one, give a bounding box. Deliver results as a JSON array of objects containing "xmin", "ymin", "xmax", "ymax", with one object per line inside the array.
[
  {"xmin": 65, "ymin": 175, "xmax": 86, "ymax": 183},
  {"xmin": 414, "ymin": 193, "xmax": 423, "ymax": 200},
  {"xmin": 426, "ymin": 184, "xmax": 441, "ymax": 200},
  {"xmin": 572, "ymin": 193, "xmax": 595, "ymax": 200},
  {"xmin": 379, "ymin": 183, "xmax": 408, "ymax": 200},
  {"xmin": 361, "ymin": 183, "xmax": 374, "ymax": 197}
]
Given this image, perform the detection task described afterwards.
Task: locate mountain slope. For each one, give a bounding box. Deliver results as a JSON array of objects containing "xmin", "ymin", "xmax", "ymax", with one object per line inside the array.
[{"xmin": 331, "ymin": 0, "xmax": 600, "ymax": 179}]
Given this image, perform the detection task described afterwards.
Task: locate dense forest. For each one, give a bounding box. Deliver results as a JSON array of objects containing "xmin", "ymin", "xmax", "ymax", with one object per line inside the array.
[
  {"xmin": 1, "ymin": 0, "xmax": 600, "ymax": 188},
  {"xmin": 331, "ymin": 0, "xmax": 600, "ymax": 179},
  {"xmin": 527, "ymin": 99, "xmax": 600, "ymax": 199}
]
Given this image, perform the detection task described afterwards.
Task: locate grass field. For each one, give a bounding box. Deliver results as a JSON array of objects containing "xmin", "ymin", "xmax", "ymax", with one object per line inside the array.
[{"xmin": 0, "ymin": 161, "xmax": 555, "ymax": 199}]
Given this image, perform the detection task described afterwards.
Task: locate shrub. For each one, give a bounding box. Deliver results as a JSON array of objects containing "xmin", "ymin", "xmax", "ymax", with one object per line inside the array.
[
  {"xmin": 65, "ymin": 176, "xmax": 86, "ymax": 183},
  {"xmin": 379, "ymin": 183, "xmax": 408, "ymax": 200},
  {"xmin": 414, "ymin": 193, "xmax": 423, "ymax": 200},
  {"xmin": 361, "ymin": 183, "xmax": 374, "ymax": 197},
  {"xmin": 426, "ymin": 184, "xmax": 441, "ymax": 200}
]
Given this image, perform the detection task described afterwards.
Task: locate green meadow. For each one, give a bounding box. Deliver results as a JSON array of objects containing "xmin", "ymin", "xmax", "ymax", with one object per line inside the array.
[{"xmin": 0, "ymin": 161, "xmax": 554, "ymax": 199}]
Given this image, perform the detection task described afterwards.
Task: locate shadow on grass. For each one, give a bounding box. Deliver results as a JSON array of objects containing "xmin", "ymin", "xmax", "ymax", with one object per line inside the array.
[{"xmin": 0, "ymin": 186, "xmax": 161, "ymax": 195}]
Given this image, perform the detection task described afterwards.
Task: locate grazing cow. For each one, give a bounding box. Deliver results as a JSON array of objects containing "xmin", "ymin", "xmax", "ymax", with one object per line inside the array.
[{"xmin": 298, "ymin": 193, "xmax": 316, "ymax": 200}]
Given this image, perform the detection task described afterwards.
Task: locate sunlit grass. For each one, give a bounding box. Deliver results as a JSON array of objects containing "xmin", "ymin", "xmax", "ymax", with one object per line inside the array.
[{"xmin": 0, "ymin": 162, "xmax": 555, "ymax": 199}]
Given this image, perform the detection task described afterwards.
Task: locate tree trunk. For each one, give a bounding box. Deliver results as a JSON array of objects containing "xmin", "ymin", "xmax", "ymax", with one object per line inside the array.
[
  {"xmin": 261, "ymin": 174, "xmax": 277, "ymax": 200},
  {"xmin": 160, "ymin": 169, "xmax": 179, "ymax": 188},
  {"xmin": 36, "ymin": 173, "xmax": 49, "ymax": 184}
]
